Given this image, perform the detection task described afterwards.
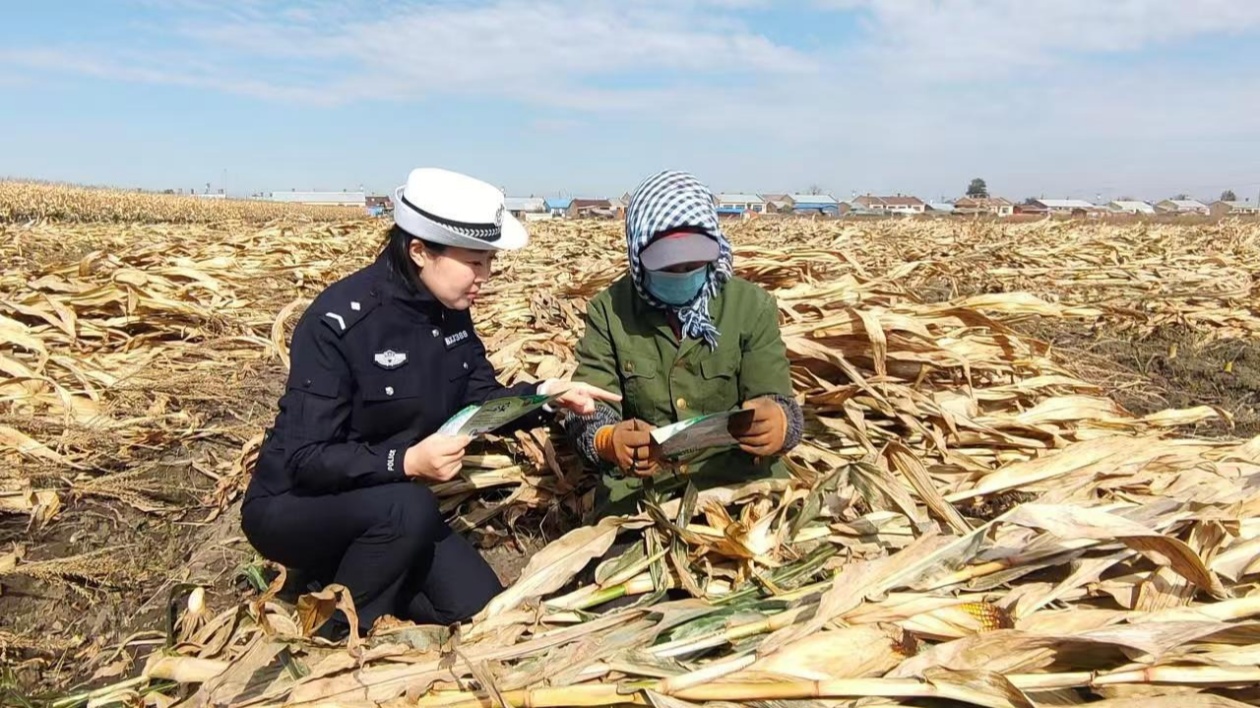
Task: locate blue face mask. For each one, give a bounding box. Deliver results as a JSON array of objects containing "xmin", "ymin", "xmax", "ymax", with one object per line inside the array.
[{"xmin": 645, "ymin": 265, "xmax": 709, "ymax": 306}]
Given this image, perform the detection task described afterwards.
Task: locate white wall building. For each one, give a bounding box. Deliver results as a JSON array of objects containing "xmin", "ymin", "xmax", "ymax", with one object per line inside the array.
[
  {"xmin": 1035, "ymin": 199, "xmax": 1098, "ymax": 214},
  {"xmin": 270, "ymin": 191, "xmax": 367, "ymax": 207},
  {"xmin": 1108, "ymin": 200, "xmax": 1156, "ymax": 215},
  {"xmin": 1155, "ymin": 199, "xmax": 1210, "ymax": 215},
  {"xmin": 505, "ymin": 197, "xmax": 551, "ymax": 222},
  {"xmin": 716, "ymin": 193, "xmax": 767, "ymax": 213}
]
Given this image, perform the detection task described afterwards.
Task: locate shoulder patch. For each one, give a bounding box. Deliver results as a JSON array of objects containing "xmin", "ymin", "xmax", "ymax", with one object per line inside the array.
[{"xmin": 317, "ymin": 296, "xmax": 380, "ymax": 337}]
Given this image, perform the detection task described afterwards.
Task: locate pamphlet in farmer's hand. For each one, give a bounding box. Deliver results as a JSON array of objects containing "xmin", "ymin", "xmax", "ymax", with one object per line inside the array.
[
  {"xmin": 650, "ymin": 409, "xmax": 756, "ymax": 459},
  {"xmin": 438, "ymin": 392, "xmax": 560, "ymax": 438}
]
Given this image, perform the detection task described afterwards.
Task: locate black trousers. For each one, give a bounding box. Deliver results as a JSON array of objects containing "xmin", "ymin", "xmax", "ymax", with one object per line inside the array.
[{"xmin": 241, "ymin": 482, "xmax": 503, "ymax": 633}]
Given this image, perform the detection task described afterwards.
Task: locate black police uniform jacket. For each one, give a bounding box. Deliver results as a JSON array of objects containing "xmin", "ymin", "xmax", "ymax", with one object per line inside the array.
[{"xmin": 245, "ymin": 251, "xmax": 543, "ymax": 499}]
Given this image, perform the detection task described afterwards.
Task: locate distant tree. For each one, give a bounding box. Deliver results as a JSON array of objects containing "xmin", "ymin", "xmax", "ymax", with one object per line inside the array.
[
  {"xmin": 162, "ymin": 189, "xmax": 175, "ymax": 195},
  {"xmin": 1221, "ymin": 189, "xmax": 1237, "ymax": 201},
  {"xmin": 806, "ymin": 184, "xmax": 825, "ymax": 195},
  {"xmin": 966, "ymin": 178, "xmax": 989, "ymax": 198},
  {"xmin": 1173, "ymin": 193, "xmax": 1190, "ymax": 200},
  {"xmin": 1023, "ymin": 197, "xmax": 1040, "ymax": 205}
]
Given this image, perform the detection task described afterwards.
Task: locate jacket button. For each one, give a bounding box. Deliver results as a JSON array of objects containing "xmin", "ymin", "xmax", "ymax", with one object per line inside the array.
[
  {"xmin": 432, "ymin": 328, "xmax": 441, "ymax": 337},
  {"xmin": 678, "ymin": 463, "xmax": 689, "ymax": 474},
  {"xmin": 462, "ymin": 362, "xmax": 469, "ymax": 370},
  {"xmin": 303, "ymin": 379, "xmax": 312, "ymax": 387},
  {"xmin": 676, "ymin": 397, "xmax": 688, "ymax": 410},
  {"xmin": 625, "ymin": 361, "xmax": 635, "ymax": 373},
  {"xmin": 385, "ymin": 386, "xmax": 394, "ymax": 396}
]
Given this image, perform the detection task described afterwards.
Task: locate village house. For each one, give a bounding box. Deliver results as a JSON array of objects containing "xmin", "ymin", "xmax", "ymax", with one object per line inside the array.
[
  {"xmin": 954, "ymin": 197, "xmax": 1014, "ymax": 217},
  {"xmin": 836, "ymin": 200, "xmax": 880, "ymax": 217},
  {"xmin": 1209, "ymin": 200, "xmax": 1260, "ymax": 217},
  {"xmin": 1155, "ymin": 199, "xmax": 1210, "ymax": 216},
  {"xmin": 854, "ymin": 195, "xmax": 927, "ymax": 215},
  {"xmin": 788, "ymin": 194, "xmax": 841, "ymax": 216},
  {"xmin": 884, "ymin": 196, "xmax": 927, "ymax": 215},
  {"xmin": 270, "ymin": 190, "xmax": 366, "ymax": 207},
  {"xmin": 608, "ymin": 192, "xmax": 632, "ymax": 219},
  {"xmin": 505, "ymin": 197, "xmax": 549, "ymax": 221},
  {"xmin": 544, "ymin": 197, "xmax": 572, "ymax": 218},
  {"xmin": 852, "ymin": 196, "xmax": 886, "ymax": 213},
  {"xmin": 1014, "ymin": 202, "xmax": 1050, "ymax": 216},
  {"xmin": 1108, "ymin": 200, "xmax": 1156, "ymax": 215},
  {"xmin": 1035, "ymin": 199, "xmax": 1106, "ymax": 217},
  {"xmin": 568, "ymin": 198, "xmax": 614, "ymax": 219},
  {"xmin": 761, "ymin": 194, "xmax": 793, "ymax": 213},
  {"xmin": 715, "ymin": 193, "xmax": 767, "ymax": 216}
]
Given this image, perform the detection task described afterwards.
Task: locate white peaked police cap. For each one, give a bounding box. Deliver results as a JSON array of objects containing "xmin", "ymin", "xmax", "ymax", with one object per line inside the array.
[{"xmin": 392, "ymin": 168, "xmax": 528, "ymax": 251}]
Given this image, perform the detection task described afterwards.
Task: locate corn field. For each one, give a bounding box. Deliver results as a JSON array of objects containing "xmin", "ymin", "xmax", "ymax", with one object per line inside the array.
[
  {"xmin": 1, "ymin": 186, "xmax": 1259, "ymax": 707},
  {"xmin": 0, "ymin": 181, "xmax": 364, "ymax": 224}
]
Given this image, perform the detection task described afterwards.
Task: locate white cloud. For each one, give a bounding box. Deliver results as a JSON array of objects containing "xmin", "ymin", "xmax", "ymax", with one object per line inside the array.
[
  {"xmin": 0, "ymin": 0, "xmax": 827, "ymax": 114},
  {"xmin": 819, "ymin": 0, "xmax": 1260, "ymax": 79},
  {"xmin": 9, "ymin": 1, "xmax": 1258, "ymax": 111},
  {"xmin": 88, "ymin": 1, "xmax": 818, "ymax": 106},
  {"xmin": 332, "ymin": 2, "xmax": 818, "ymax": 88},
  {"xmin": 5, "ymin": 0, "xmax": 1260, "ymax": 198}
]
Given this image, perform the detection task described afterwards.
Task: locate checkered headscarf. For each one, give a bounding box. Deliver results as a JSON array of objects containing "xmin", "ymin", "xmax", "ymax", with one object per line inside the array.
[{"xmin": 625, "ymin": 170, "xmax": 733, "ymax": 349}]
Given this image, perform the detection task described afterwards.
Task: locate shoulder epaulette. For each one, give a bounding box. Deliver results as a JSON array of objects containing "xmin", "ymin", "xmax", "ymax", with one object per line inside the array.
[{"xmin": 317, "ymin": 293, "xmax": 381, "ymax": 337}]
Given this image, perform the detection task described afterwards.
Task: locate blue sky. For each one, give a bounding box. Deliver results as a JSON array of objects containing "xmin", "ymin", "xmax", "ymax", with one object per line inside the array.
[{"xmin": 3, "ymin": 0, "xmax": 1260, "ymax": 203}]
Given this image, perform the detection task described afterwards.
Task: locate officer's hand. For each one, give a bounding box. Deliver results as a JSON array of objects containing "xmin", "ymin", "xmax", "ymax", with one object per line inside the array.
[
  {"xmin": 543, "ymin": 380, "xmax": 622, "ymax": 416},
  {"xmin": 404, "ymin": 434, "xmax": 472, "ymax": 482},
  {"xmin": 594, "ymin": 419, "xmax": 661, "ymax": 477}
]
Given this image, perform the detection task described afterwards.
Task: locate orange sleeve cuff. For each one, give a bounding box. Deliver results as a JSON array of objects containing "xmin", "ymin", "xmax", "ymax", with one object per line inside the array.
[{"xmin": 594, "ymin": 425, "xmax": 615, "ymax": 461}]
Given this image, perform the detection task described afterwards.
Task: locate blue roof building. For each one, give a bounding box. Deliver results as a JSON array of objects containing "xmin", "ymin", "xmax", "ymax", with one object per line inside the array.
[
  {"xmin": 789, "ymin": 193, "xmax": 840, "ymax": 216},
  {"xmin": 544, "ymin": 197, "xmax": 573, "ymax": 215}
]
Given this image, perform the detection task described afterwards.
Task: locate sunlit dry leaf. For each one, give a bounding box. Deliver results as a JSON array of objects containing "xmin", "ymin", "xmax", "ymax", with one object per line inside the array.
[
  {"xmin": 1004, "ymin": 504, "xmax": 1227, "ymax": 597},
  {"xmin": 5, "ymin": 192, "xmax": 1260, "ymax": 704}
]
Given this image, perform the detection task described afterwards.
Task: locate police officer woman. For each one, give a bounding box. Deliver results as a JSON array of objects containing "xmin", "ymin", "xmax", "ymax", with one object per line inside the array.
[{"xmin": 242, "ymin": 167, "xmax": 619, "ymax": 638}]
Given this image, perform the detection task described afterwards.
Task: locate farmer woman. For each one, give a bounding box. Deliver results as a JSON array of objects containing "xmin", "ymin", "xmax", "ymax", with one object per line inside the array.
[
  {"xmin": 565, "ymin": 170, "xmax": 803, "ymax": 516},
  {"xmin": 242, "ymin": 167, "xmax": 618, "ymax": 638}
]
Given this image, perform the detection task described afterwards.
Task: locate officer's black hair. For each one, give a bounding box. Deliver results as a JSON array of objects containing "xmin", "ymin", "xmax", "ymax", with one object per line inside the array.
[{"xmin": 384, "ymin": 224, "xmax": 446, "ymax": 292}]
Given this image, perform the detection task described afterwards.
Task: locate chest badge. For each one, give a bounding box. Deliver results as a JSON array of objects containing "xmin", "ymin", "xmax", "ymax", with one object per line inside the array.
[
  {"xmin": 373, "ymin": 349, "xmax": 408, "ymax": 369},
  {"xmin": 444, "ymin": 330, "xmax": 470, "ymax": 348}
]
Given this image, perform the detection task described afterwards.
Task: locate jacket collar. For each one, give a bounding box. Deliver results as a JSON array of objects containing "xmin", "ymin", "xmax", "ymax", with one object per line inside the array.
[{"xmin": 373, "ymin": 251, "xmax": 444, "ymax": 319}]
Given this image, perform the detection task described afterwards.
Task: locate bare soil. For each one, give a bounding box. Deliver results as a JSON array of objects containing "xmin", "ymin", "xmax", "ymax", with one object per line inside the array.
[
  {"xmin": 1025, "ymin": 320, "xmax": 1260, "ymax": 438},
  {"xmin": 1, "ymin": 363, "xmax": 286, "ymax": 699},
  {"xmin": 2, "ymin": 461, "xmax": 253, "ymax": 697}
]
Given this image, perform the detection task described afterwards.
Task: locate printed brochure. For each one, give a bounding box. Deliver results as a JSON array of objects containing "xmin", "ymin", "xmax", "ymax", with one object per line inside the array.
[
  {"xmin": 438, "ymin": 392, "xmax": 559, "ymax": 438},
  {"xmin": 650, "ymin": 409, "xmax": 755, "ymax": 459}
]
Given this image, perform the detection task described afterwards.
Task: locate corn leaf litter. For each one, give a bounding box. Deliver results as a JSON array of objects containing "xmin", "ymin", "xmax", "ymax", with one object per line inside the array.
[{"xmin": 2, "ymin": 186, "xmax": 1260, "ymax": 705}]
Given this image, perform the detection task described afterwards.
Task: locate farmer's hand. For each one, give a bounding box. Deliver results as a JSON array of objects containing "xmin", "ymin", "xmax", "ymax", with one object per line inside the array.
[
  {"xmin": 404, "ymin": 433, "xmax": 472, "ymax": 482},
  {"xmin": 540, "ymin": 380, "xmax": 622, "ymax": 416},
  {"xmin": 595, "ymin": 419, "xmax": 660, "ymax": 477},
  {"xmin": 729, "ymin": 397, "xmax": 787, "ymax": 457}
]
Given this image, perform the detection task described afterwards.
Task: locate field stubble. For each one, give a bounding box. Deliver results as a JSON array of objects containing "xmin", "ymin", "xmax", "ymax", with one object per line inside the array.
[{"xmin": 1, "ymin": 192, "xmax": 1259, "ymax": 706}]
